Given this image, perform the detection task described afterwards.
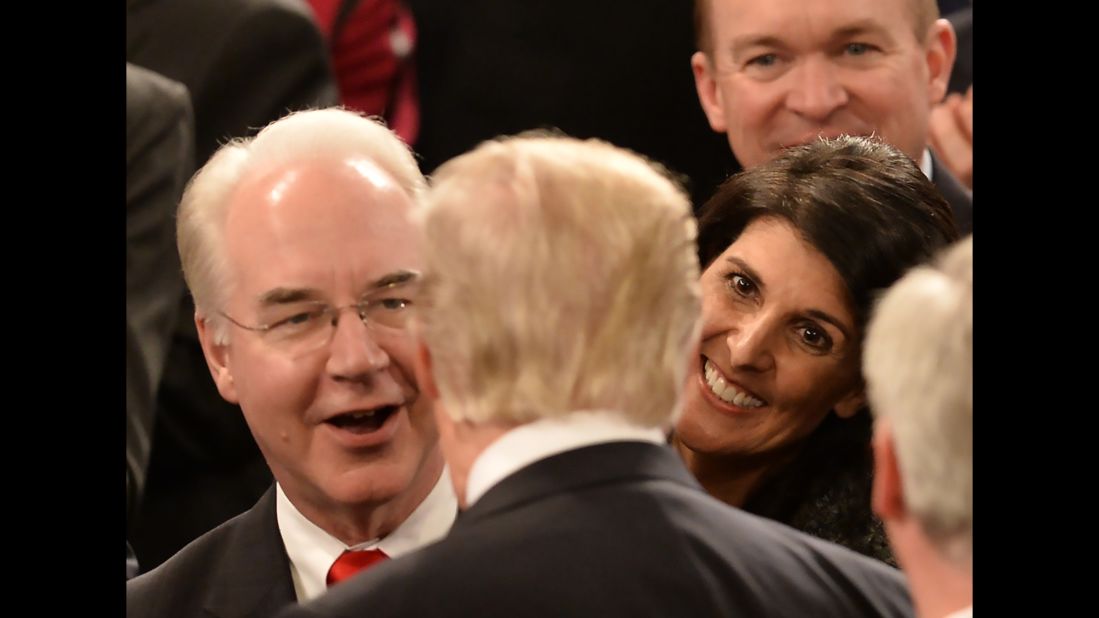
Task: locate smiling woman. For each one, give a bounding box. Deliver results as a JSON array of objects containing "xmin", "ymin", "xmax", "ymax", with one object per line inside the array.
[{"xmin": 673, "ymin": 135, "xmax": 958, "ymax": 565}]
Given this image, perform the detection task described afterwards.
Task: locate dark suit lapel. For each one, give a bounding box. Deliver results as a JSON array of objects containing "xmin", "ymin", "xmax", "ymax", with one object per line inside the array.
[
  {"xmin": 455, "ymin": 441, "xmax": 700, "ymax": 530},
  {"xmin": 930, "ymin": 152, "xmax": 973, "ymax": 235},
  {"xmin": 203, "ymin": 486, "xmax": 297, "ymax": 618}
]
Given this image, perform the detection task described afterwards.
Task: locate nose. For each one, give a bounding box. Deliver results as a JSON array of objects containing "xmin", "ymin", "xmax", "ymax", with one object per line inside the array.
[
  {"xmin": 325, "ymin": 310, "xmax": 391, "ymax": 381},
  {"xmin": 725, "ymin": 313, "xmax": 776, "ymax": 373},
  {"xmin": 785, "ymin": 55, "xmax": 848, "ymax": 121}
]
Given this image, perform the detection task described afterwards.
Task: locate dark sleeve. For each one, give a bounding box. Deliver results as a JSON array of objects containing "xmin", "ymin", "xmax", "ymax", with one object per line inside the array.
[
  {"xmin": 127, "ymin": 321, "xmax": 153, "ymax": 524},
  {"xmin": 126, "ymin": 63, "xmax": 195, "ymax": 514}
]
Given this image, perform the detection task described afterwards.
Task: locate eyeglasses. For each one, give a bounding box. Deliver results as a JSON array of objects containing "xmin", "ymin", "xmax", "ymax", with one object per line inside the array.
[{"xmin": 219, "ymin": 280, "xmax": 418, "ymax": 354}]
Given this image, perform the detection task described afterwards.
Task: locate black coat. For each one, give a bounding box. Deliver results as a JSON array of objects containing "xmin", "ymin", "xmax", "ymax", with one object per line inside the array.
[{"xmin": 282, "ymin": 442, "xmax": 914, "ymax": 618}]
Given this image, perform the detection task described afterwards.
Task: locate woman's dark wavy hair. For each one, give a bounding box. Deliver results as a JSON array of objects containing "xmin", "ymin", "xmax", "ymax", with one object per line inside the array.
[{"xmin": 696, "ymin": 135, "xmax": 960, "ymax": 329}]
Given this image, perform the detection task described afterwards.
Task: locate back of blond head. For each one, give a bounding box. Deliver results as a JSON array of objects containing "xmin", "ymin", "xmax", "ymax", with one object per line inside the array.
[
  {"xmin": 865, "ymin": 235, "xmax": 972, "ymax": 563},
  {"xmin": 176, "ymin": 108, "xmax": 426, "ymax": 342},
  {"xmin": 417, "ymin": 134, "xmax": 701, "ymax": 428}
]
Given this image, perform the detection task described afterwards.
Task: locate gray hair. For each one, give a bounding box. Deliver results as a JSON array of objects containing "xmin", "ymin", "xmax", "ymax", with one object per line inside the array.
[
  {"xmin": 176, "ymin": 108, "xmax": 426, "ymax": 343},
  {"xmin": 865, "ymin": 235, "xmax": 972, "ymax": 563}
]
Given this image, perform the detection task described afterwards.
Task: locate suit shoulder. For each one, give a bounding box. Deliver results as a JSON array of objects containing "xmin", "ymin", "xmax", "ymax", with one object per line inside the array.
[
  {"xmin": 126, "ymin": 514, "xmax": 247, "ymax": 617},
  {"xmin": 716, "ymin": 504, "xmax": 914, "ymax": 614},
  {"xmin": 126, "ymin": 64, "xmax": 190, "ymax": 113}
]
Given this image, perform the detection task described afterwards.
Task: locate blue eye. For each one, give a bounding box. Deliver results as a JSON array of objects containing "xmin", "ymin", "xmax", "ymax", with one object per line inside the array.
[
  {"xmin": 273, "ymin": 308, "xmax": 326, "ymax": 329},
  {"xmin": 748, "ymin": 53, "xmax": 777, "ymax": 67},
  {"xmin": 285, "ymin": 312, "xmax": 314, "ymax": 325},
  {"xmin": 844, "ymin": 42, "xmax": 877, "ymax": 56}
]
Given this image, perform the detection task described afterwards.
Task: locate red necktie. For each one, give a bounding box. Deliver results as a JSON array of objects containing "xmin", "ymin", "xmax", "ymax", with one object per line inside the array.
[{"xmin": 326, "ymin": 548, "xmax": 389, "ymax": 587}]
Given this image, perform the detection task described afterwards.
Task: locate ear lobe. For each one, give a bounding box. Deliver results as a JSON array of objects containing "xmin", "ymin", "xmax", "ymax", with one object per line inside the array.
[
  {"xmin": 871, "ymin": 421, "xmax": 906, "ymax": 521},
  {"xmin": 691, "ymin": 51, "xmax": 728, "ymax": 133},
  {"xmin": 923, "ymin": 18, "xmax": 958, "ymax": 106},
  {"xmin": 833, "ymin": 387, "xmax": 866, "ymax": 419},
  {"xmin": 195, "ymin": 313, "xmax": 240, "ymax": 404}
]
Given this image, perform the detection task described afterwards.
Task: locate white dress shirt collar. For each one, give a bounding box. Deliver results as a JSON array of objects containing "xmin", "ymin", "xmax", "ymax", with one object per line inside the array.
[
  {"xmin": 276, "ymin": 467, "xmax": 457, "ymax": 602},
  {"xmin": 464, "ymin": 409, "xmax": 666, "ymax": 508},
  {"xmin": 921, "ymin": 148, "xmax": 934, "ymax": 181}
]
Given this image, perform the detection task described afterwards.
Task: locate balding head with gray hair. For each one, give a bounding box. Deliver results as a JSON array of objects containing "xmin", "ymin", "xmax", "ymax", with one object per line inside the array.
[{"xmin": 176, "ymin": 108, "xmax": 426, "ymax": 343}]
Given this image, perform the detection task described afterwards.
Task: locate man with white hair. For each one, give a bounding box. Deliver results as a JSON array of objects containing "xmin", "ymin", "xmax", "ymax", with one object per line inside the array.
[
  {"xmin": 127, "ymin": 109, "xmax": 456, "ymax": 618},
  {"xmin": 865, "ymin": 236, "xmax": 973, "ymax": 618},
  {"xmin": 280, "ymin": 134, "xmax": 915, "ymax": 618}
]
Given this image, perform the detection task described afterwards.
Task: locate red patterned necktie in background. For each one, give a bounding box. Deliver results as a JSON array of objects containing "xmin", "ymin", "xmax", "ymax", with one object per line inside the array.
[{"xmin": 326, "ymin": 548, "xmax": 389, "ymax": 587}]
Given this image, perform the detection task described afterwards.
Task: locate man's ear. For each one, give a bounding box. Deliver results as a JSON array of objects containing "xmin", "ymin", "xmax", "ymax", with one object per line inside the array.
[
  {"xmin": 413, "ymin": 338, "xmax": 441, "ymax": 401},
  {"xmin": 871, "ymin": 420, "xmax": 906, "ymax": 522},
  {"xmin": 691, "ymin": 51, "xmax": 729, "ymax": 134},
  {"xmin": 195, "ymin": 313, "xmax": 239, "ymax": 403},
  {"xmin": 923, "ymin": 18, "xmax": 958, "ymax": 106}
]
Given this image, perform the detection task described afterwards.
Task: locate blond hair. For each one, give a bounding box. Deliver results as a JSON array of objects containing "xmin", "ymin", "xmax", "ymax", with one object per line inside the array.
[{"xmin": 417, "ymin": 134, "xmax": 701, "ymax": 428}]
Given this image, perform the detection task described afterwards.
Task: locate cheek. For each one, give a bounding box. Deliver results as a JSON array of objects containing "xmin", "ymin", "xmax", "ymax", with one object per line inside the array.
[
  {"xmin": 776, "ymin": 358, "xmax": 858, "ymax": 423},
  {"xmin": 698, "ymin": 280, "xmax": 736, "ymax": 341},
  {"xmin": 675, "ymin": 389, "xmax": 719, "ymax": 443},
  {"xmin": 856, "ymin": 69, "xmax": 925, "ymax": 121},
  {"xmin": 230, "ymin": 348, "xmax": 319, "ymax": 417},
  {"xmin": 380, "ymin": 338, "xmax": 420, "ymax": 392},
  {"xmin": 722, "ymin": 82, "xmax": 770, "ymax": 130}
]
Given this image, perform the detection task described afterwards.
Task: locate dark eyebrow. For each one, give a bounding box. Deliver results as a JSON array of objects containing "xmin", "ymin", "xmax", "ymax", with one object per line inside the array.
[
  {"xmin": 723, "ymin": 256, "xmax": 767, "ymax": 291},
  {"xmin": 258, "ymin": 288, "xmax": 323, "ymax": 306},
  {"xmin": 369, "ymin": 269, "xmax": 421, "ymax": 290},
  {"xmin": 805, "ymin": 309, "xmax": 853, "ymax": 342}
]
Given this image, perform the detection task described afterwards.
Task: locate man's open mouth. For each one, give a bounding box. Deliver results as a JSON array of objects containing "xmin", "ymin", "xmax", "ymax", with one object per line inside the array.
[{"xmin": 326, "ymin": 405, "xmax": 400, "ymax": 433}]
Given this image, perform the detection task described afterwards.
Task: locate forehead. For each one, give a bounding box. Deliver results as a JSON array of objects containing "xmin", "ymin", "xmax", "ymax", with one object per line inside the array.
[
  {"xmin": 714, "ymin": 218, "xmax": 853, "ymax": 316},
  {"xmin": 708, "ymin": 0, "xmax": 917, "ymax": 43},
  {"xmin": 223, "ymin": 159, "xmax": 422, "ymax": 299}
]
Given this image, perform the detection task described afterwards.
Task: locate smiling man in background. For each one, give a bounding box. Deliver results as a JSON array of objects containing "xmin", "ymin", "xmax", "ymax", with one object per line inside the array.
[{"xmin": 690, "ymin": 0, "xmax": 971, "ymax": 233}]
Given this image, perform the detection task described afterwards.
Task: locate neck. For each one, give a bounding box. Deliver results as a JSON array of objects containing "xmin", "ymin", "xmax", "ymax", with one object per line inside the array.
[
  {"xmin": 888, "ymin": 521, "xmax": 972, "ymax": 618},
  {"xmin": 290, "ymin": 450, "xmax": 446, "ymax": 546},
  {"xmin": 440, "ymin": 417, "xmax": 514, "ymax": 510},
  {"xmin": 672, "ymin": 436, "xmax": 793, "ymax": 508}
]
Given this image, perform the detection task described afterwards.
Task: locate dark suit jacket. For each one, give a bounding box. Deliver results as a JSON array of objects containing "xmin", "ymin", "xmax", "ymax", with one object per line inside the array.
[
  {"xmin": 126, "ymin": 63, "xmax": 194, "ymax": 524},
  {"xmin": 932, "ymin": 152, "xmax": 973, "ymax": 235},
  {"xmin": 126, "ymin": 63, "xmax": 192, "ymax": 395},
  {"xmin": 282, "ymin": 442, "xmax": 913, "ymax": 618},
  {"xmin": 127, "ymin": 487, "xmax": 297, "ymax": 618},
  {"xmin": 127, "ymin": 0, "xmax": 340, "ymax": 570},
  {"xmin": 127, "ymin": 0, "xmax": 339, "ymax": 165},
  {"xmin": 405, "ymin": 0, "xmax": 738, "ymax": 208},
  {"xmin": 946, "ymin": 6, "xmax": 972, "ymax": 96}
]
